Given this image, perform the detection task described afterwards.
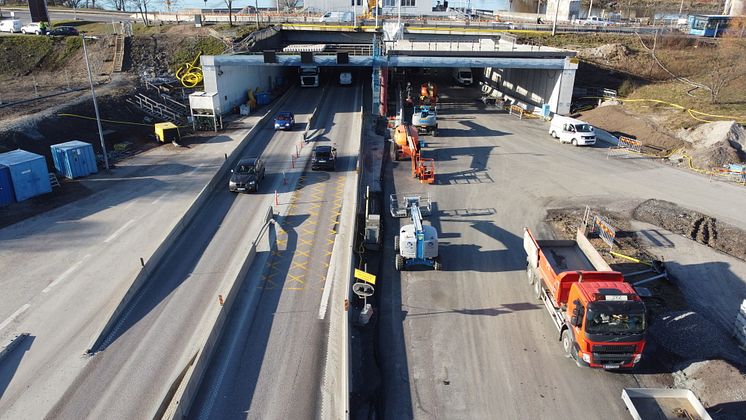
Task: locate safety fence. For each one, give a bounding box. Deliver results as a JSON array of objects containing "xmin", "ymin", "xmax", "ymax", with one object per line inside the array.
[{"xmin": 592, "ymin": 215, "xmax": 617, "ymax": 250}]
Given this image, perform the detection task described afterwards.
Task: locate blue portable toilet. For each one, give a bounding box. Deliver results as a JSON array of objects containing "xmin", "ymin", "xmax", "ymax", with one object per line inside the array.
[
  {"xmin": 0, "ymin": 164, "xmax": 15, "ymax": 206},
  {"xmin": 50, "ymin": 140, "xmax": 98, "ymax": 179},
  {"xmin": 0, "ymin": 150, "xmax": 52, "ymax": 202}
]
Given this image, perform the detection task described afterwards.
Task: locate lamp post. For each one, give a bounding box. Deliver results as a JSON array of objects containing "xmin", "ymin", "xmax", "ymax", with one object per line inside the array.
[
  {"xmin": 552, "ymin": 0, "xmax": 560, "ymax": 35},
  {"xmin": 82, "ymin": 36, "xmax": 109, "ymax": 170}
]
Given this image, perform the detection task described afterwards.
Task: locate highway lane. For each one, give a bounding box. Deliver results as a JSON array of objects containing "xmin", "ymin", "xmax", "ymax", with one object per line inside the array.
[
  {"xmin": 1, "ymin": 8, "xmax": 134, "ymax": 24},
  {"xmin": 379, "ymin": 84, "xmax": 746, "ymax": 418},
  {"xmin": 42, "ymin": 87, "xmax": 320, "ymax": 419},
  {"xmin": 0, "ymin": 121, "xmax": 268, "ymax": 418},
  {"xmin": 189, "ymin": 83, "xmax": 361, "ymax": 419}
]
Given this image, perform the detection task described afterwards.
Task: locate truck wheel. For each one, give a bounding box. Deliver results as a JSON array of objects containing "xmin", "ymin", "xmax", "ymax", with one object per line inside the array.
[
  {"xmin": 394, "ymin": 235, "xmax": 399, "ymax": 252},
  {"xmin": 395, "ymin": 254, "xmax": 404, "ymax": 271},
  {"xmin": 551, "ymin": 130, "xmax": 557, "ymax": 139},
  {"xmin": 562, "ymin": 329, "xmax": 573, "ymax": 356},
  {"xmin": 526, "ymin": 264, "xmax": 534, "ymax": 285},
  {"xmin": 433, "ymin": 259, "xmax": 442, "ymax": 271},
  {"xmin": 571, "ymin": 139, "xmax": 578, "ymax": 146},
  {"xmin": 534, "ymin": 278, "xmax": 542, "ymax": 300}
]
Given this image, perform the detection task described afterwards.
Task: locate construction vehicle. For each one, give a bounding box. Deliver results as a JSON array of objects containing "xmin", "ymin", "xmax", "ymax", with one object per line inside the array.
[
  {"xmin": 392, "ymin": 98, "xmax": 435, "ymax": 183},
  {"xmin": 413, "ymin": 105, "xmax": 438, "ymax": 136},
  {"xmin": 524, "ymin": 227, "xmax": 647, "ymax": 369},
  {"xmin": 390, "ymin": 193, "xmax": 441, "ymax": 271},
  {"xmin": 419, "ymin": 82, "xmax": 438, "ymax": 106}
]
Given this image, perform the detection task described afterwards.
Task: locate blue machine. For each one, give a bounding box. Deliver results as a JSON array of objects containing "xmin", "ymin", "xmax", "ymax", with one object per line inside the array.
[{"xmin": 391, "ymin": 193, "xmax": 441, "ymax": 271}]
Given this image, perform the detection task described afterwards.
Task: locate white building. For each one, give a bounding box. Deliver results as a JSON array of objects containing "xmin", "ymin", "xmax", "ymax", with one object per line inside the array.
[{"xmin": 305, "ymin": 0, "xmax": 433, "ymax": 17}]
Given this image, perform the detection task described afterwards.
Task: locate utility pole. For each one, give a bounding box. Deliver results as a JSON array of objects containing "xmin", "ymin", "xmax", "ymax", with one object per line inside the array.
[
  {"xmin": 255, "ymin": 0, "xmax": 260, "ymax": 26},
  {"xmin": 588, "ymin": 0, "xmax": 593, "ymax": 18},
  {"xmin": 375, "ymin": 0, "xmax": 378, "ymax": 27},
  {"xmin": 82, "ymin": 36, "xmax": 110, "ymax": 170},
  {"xmin": 398, "ymin": 0, "xmax": 401, "ymax": 27}
]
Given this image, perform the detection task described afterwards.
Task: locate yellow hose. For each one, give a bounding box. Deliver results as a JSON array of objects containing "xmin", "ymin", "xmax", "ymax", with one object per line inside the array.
[{"xmin": 176, "ymin": 52, "xmax": 204, "ymax": 88}]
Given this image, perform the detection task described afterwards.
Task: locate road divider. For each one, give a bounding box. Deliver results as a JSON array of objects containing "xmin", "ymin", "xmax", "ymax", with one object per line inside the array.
[{"xmin": 86, "ymin": 85, "xmax": 297, "ymax": 354}]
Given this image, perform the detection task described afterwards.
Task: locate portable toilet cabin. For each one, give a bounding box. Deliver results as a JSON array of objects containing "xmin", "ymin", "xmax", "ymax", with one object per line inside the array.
[
  {"xmin": 50, "ymin": 140, "xmax": 98, "ymax": 179},
  {"xmin": 0, "ymin": 150, "xmax": 52, "ymax": 202},
  {"xmin": 0, "ymin": 164, "xmax": 15, "ymax": 206}
]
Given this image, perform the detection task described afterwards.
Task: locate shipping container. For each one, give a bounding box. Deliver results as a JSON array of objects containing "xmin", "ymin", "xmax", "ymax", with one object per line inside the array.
[
  {"xmin": 50, "ymin": 140, "xmax": 98, "ymax": 179},
  {"xmin": 0, "ymin": 149, "xmax": 52, "ymax": 202},
  {"xmin": 0, "ymin": 164, "xmax": 15, "ymax": 206}
]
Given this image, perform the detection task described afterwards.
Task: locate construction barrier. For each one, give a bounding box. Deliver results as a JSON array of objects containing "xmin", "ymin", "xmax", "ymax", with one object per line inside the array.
[
  {"xmin": 618, "ymin": 136, "xmax": 642, "ymax": 153},
  {"xmin": 592, "ymin": 215, "xmax": 616, "ymax": 250},
  {"xmin": 509, "ymin": 104, "xmax": 525, "ymax": 119}
]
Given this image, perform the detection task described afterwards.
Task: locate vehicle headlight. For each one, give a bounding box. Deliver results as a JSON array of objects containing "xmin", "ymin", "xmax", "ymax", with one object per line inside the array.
[
  {"xmin": 249, "ymin": 181, "xmax": 255, "ymax": 184},
  {"xmin": 633, "ymin": 353, "xmax": 642, "ymax": 364},
  {"xmin": 229, "ymin": 181, "xmax": 236, "ymax": 186},
  {"xmin": 582, "ymin": 352, "xmax": 591, "ymax": 363}
]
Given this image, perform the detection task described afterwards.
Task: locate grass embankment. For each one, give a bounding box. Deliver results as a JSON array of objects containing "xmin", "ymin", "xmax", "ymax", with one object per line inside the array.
[
  {"xmin": 520, "ymin": 33, "xmax": 746, "ymax": 124},
  {"xmin": 0, "ymin": 36, "xmax": 54, "ymax": 78},
  {"xmin": 170, "ymin": 37, "xmax": 227, "ymax": 72}
]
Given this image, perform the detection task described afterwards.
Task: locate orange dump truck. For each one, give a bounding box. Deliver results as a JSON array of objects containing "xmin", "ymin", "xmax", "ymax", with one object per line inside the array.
[{"xmin": 524, "ymin": 227, "xmax": 647, "ymax": 369}]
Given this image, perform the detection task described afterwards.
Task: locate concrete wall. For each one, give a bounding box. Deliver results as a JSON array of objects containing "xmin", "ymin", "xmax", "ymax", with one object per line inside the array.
[
  {"xmin": 201, "ymin": 57, "xmax": 286, "ymax": 114},
  {"xmin": 545, "ymin": 0, "xmax": 581, "ymax": 21},
  {"xmin": 482, "ymin": 57, "xmax": 576, "ymax": 114}
]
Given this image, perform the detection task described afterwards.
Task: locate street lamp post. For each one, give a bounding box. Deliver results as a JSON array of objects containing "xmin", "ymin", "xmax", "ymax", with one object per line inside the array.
[
  {"xmin": 82, "ymin": 36, "xmax": 109, "ymax": 170},
  {"xmin": 552, "ymin": 0, "xmax": 560, "ymax": 35}
]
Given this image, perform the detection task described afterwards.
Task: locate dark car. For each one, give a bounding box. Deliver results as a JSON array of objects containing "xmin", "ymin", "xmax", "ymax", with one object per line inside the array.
[
  {"xmin": 229, "ymin": 157, "xmax": 265, "ymax": 193},
  {"xmin": 47, "ymin": 26, "xmax": 79, "ymax": 36},
  {"xmin": 273, "ymin": 111, "xmax": 295, "ymax": 130},
  {"xmin": 311, "ymin": 146, "xmax": 337, "ymax": 171}
]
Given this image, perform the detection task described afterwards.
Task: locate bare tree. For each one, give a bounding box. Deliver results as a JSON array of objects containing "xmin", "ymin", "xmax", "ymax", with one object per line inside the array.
[
  {"xmin": 281, "ymin": 0, "xmax": 300, "ymax": 9},
  {"xmin": 130, "ymin": 0, "xmax": 152, "ymax": 26},
  {"xmin": 225, "ymin": 0, "xmax": 233, "ymax": 27},
  {"xmin": 703, "ymin": 19, "xmax": 746, "ymax": 103},
  {"xmin": 65, "ymin": 0, "xmax": 85, "ymax": 9},
  {"xmin": 106, "ymin": 0, "xmax": 127, "ymax": 11}
]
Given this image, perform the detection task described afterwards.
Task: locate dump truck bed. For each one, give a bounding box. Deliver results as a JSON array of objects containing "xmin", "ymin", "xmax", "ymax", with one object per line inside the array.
[
  {"xmin": 535, "ymin": 240, "xmax": 596, "ymax": 273},
  {"xmin": 622, "ymin": 388, "xmax": 712, "ymax": 420}
]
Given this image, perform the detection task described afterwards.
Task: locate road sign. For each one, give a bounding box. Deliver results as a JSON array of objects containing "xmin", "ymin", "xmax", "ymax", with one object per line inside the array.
[
  {"xmin": 354, "ymin": 268, "xmax": 376, "ymax": 285},
  {"xmin": 352, "ymin": 282, "xmax": 375, "ymax": 298}
]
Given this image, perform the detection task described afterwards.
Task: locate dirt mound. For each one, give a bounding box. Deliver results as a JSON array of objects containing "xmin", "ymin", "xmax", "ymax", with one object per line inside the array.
[
  {"xmin": 578, "ymin": 43, "xmax": 630, "ymax": 62},
  {"xmin": 633, "ymin": 199, "xmax": 746, "ymax": 261},
  {"xmin": 682, "ymin": 121, "xmax": 746, "ymax": 169},
  {"xmin": 673, "ymin": 359, "xmax": 746, "ymax": 415},
  {"xmin": 578, "ymin": 105, "xmax": 686, "ymax": 151}
]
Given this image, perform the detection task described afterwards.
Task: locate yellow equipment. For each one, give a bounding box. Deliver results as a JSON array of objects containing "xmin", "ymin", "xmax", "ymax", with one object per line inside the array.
[
  {"xmin": 175, "ymin": 52, "xmax": 203, "ymax": 88},
  {"xmin": 155, "ymin": 122, "xmax": 181, "ymax": 143}
]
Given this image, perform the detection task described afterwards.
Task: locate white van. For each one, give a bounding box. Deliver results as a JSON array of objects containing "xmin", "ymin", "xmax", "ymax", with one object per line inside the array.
[
  {"xmin": 320, "ymin": 11, "xmax": 354, "ymax": 23},
  {"xmin": 453, "ymin": 68, "xmax": 473, "ymax": 85},
  {"xmin": 549, "ymin": 115, "xmax": 596, "ymax": 146},
  {"xmin": 0, "ymin": 19, "xmax": 23, "ymax": 33}
]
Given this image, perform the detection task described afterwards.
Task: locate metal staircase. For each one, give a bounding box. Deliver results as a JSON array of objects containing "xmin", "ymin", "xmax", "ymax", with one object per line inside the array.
[
  {"xmin": 112, "ymin": 35, "xmax": 125, "ymax": 73},
  {"xmin": 127, "ymin": 93, "xmax": 186, "ymax": 125}
]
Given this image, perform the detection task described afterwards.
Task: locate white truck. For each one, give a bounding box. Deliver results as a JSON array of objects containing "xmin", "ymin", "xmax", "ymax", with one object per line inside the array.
[
  {"xmin": 453, "ymin": 68, "xmax": 473, "ymax": 85},
  {"xmin": 549, "ymin": 115, "xmax": 597, "ymax": 146},
  {"xmin": 299, "ymin": 65, "xmax": 320, "ymax": 88}
]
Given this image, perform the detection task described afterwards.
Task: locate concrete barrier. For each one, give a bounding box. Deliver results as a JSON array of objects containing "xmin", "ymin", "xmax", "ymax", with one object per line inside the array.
[
  {"xmin": 87, "ymin": 86, "xmax": 297, "ymax": 354},
  {"xmin": 320, "ymin": 83, "xmax": 364, "ymax": 420},
  {"xmin": 162, "ymin": 207, "xmax": 274, "ymax": 419},
  {"xmin": 735, "ymin": 299, "xmax": 746, "ymax": 351}
]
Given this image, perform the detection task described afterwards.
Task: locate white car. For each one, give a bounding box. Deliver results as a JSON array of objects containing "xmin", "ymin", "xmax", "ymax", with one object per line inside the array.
[
  {"xmin": 581, "ymin": 16, "xmax": 611, "ymax": 26},
  {"xmin": 21, "ymin": 22, "xmax": 45, "ymax": 35},
  {"xmin": 339, "ymin": 72, "xmax": 352, "ymax": 86},
  {"xmin": 0, "ymin": 19, "xmax": 22, "ymax": 33}
]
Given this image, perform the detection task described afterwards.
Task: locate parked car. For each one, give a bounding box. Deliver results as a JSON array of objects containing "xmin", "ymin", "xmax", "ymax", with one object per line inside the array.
[
  {"xmin": 47, "ymin": 26, "xmax": 79, "ymax": 36},
  {"xmin": 339, "ymin": 72, "xmax": 352, "ymax": 86},
  {"xmin": 581, "ymin": 16, "xmax": 611, "ymax": 26},
  {"xmin": 228, "ymin": 157, "xmax": 266, "ymax": 193},
  {"xmin": 0, "ymin": 19, "xmax": 22, "ymax": 33},
  {"xmin": 274, "ymin": 111, "xmax": 295, "ymax": 130},
  {"xmin": 320, "ymin": 11, "xmax": 353, "ymax": 23},
  {"xmin": 311, "ymin": 146, "xmax": 337, "ymax": 171},
  {"xmin": 548, "ymin": 115, "xmax": 596, "ymax": 146},
  {"xmin": 21, "ymin": 22, "xmax": 46, "ymax": 35},
  {"xmin": 452, "ymin": 68, "xmax": 473, "ymax": 85}
]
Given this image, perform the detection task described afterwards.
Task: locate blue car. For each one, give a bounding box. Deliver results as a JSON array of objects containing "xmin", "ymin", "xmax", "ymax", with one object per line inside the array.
[{"xmin": 274, "ymin": 111, "xmax": 295, "ymax": 130}]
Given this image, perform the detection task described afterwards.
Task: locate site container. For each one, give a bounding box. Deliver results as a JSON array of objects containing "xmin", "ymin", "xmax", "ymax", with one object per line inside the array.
[
  {"xmin": 256, "ymin": 92, "xmax": 273, "ymax": 106},
  {"xmin": 0, "ymin": 149, "xmax": 52, "ymax": 202},
  {"xmin": 0, "ymin": 164, "xmax": 15, "ymax": 206},
  {"xmin": 50, "ymin": 140, "xmax": 98, "ymax": 179}
]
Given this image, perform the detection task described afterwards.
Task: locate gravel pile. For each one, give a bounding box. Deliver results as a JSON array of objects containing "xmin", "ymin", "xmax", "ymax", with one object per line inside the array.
[
  {"xmin": 673, "ymin": 359, "xmax": 746, "ymax": 418},
  {"xmin": 681, "ymin": 121, "xmax": 746, "ymax": 169},
  {"xmin": 650, "ymin": 311, "xmax": 743, "ymax": 361}
]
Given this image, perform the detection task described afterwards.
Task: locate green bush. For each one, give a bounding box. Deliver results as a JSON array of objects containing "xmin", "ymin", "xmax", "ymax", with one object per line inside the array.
[
  {"xmin": 0, "ymin": 36, "xmax": 54, "ymax": 76},
  {"xmin": 618, "ymin": 79, "xmax": 637, "ymax": 97}
]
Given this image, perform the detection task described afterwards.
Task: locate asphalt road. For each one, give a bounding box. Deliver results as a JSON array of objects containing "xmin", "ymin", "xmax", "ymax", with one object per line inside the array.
[
  {"xmin": 42, "ymin": 87, "xmax": 325, "ymax": 418},
  {"xmin": 189, "ymin": 83, "xmax": 361, "ymax": 419},
  {"xmin": 378, "ymin": 81, "xmax": 746, "ymax": 419},
  {"xmin": 0, "ymin": 8, "xmax": 134, "ymax": 24}
]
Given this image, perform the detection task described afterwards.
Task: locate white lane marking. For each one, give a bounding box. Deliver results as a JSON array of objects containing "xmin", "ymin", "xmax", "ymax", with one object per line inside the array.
[
  {"xmin": 151, "ymin": 192, "xmax": 169, "ymax": 205},
  {"xmin": 0, "ymin": 304, "xmax": 31, "ymax": 332},
  {"xmin": 103, "ymin": 219, "xmax": 137, "ymax": 243},
  {"xmin": 42, "ymin": 254, "xmax": 92, "ymax": 294},
  {"xmin": 187, "ymin": 164, "xmax": 204, "ymax": 177}
]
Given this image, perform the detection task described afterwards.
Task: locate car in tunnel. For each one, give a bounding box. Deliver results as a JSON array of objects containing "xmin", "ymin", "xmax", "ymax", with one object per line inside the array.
[
  {"xmin": 274, "ymin": 111, "xmax": 295, "ymax": 130},
  {"xmin": 229, "ymin": 157, "xmax": 265, "ymax": 193}
]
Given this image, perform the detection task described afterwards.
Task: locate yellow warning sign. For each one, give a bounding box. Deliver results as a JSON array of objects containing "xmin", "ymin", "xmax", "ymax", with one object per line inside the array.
[{"xmin": 354, "ymin": 269, "xmax": 376, "ymax": 285}]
